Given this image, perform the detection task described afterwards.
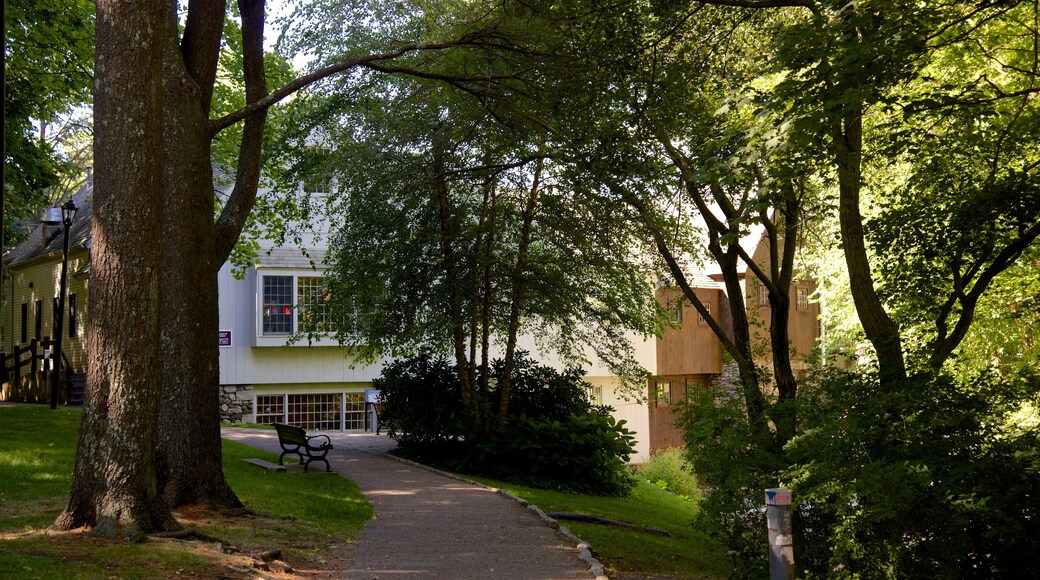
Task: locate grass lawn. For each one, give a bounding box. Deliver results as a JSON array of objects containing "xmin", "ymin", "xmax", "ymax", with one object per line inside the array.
[
  {"xmin": 0, "ymin": 405, "xmax": 371, "ymax": 578},
  {"xmin": 463, "ymin": 474, "xmax": 732, "ymax": 579}
]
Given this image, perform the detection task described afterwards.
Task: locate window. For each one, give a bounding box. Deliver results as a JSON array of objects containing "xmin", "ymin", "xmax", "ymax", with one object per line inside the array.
[
  {"xmin": 68, "ymin": 294, "xmax": 77, "ymax": 338},
  {"xmin": 797, "ymin": 287, "xmax": 809, "ymax": 310},
  {"xmin": 758, "ymin": 285, "xmax": 769, "ymax": 307},
  {"xmin": 287, "ymin": 394, "xmax": 341, "ymax": 430},
  {"xmin": 655, "ymin": 381, "xmax": 671, "ymax": 407},
  {"xmin": 297, "ymin": 276, "xmax": 330, "ymax": 333},
  {"xmin": 34, "ymin": 300, "xmax": 42, "ymax": 340},
  {"xmin": 668, "ymin": 301, "xmax": 683, "ymax": 325},
  {"xmin": 262, "ymin": 276, "xmax": 294, "ymax": 334},
  {"xmin": 21, "ymin": 303, "xmax": 27, "ymax": 343},
  {"xmin": 260, "ymin": 274, "xmax": 335, "ymax": 337},
  {"xmin": 256, "ymin": 392, "xmax": 366, "ymax": 431},
  {"xmin": 302, "ymin": 147, "xmax": 332, "ymax": 194},
  {"xmin": 342, "ymin": 393, "xmax": 365, "ymax": 430},
  {"xmin": 586, "ymin": 385, "xmax": 603, "ymax": 405},
  {"xmin": 53, "ymin": 297, "xmax": 60, "ymax": 330},
  {"xmin": 698, "ymin": 303, "xmax": 711, "ymax": 326},
  {"xmin": 255, "ymin": 395, "xmax": 285, "ymax": 425}
]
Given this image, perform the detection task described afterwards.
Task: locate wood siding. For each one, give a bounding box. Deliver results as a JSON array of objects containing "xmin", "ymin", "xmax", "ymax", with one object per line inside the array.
[
  {"xmin": 648, "ymin": 375, "xmax": 709, "ymax": 453},
  {"xmin": 3, "ymin": 249, "xmax": 90, "ymax": 373},
  {"xmin": 655, "ymin": 286, "xmax": 723, "ymax": 376}
]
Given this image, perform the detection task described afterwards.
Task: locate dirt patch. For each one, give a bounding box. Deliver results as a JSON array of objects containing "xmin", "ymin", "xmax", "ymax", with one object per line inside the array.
[{"xmin": 1, "ymin": 506, "xmax": 358, "ymax": 578}]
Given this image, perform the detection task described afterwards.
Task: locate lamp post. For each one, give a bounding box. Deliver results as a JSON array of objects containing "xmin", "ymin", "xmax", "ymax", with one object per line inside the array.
[{"xmin": 42, "ymin": 199, "xmax": 78, "ymax": 409}]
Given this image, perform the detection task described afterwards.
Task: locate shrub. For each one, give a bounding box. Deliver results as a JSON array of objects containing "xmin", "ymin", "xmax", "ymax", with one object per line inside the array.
[
  {"xmin": 375, "ymin": 352, "xmax": 465, "ymax": 448},
  {"xmin": 677, "ymin": 382, "xmax": 781, "ymax": 579},
  {"xmin": 456, "ymin": 412, "xmax": 636, "ymax": 496},
  {"xmin": 376, "ymin": 352, "xmax": 636, "ymax": 495},
  {"xmin": 635, "ymin": 448, "xmax": 701, "ymax": 501},
  {"xmin": 786, "ymin": 368, "xmax": 1040, "ymax": 578},
  {"xmin": 489, "ymin": 351, "xmax": 594, "ymax": 421},
  {"xmin": 679, "ymin": 367, "xmax": 1040, "ymax": 579}
]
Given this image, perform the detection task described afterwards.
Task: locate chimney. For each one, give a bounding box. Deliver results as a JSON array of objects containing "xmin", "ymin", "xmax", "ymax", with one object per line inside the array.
[{"xmin": 86, "ymin": 166, "xmax": 93, "ymax": 187}]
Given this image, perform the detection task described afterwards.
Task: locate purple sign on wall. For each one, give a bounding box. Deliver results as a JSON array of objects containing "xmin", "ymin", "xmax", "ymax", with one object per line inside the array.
[{"xmin": 218, "ymin": 330, "xmax": 232, "ymax": 347}]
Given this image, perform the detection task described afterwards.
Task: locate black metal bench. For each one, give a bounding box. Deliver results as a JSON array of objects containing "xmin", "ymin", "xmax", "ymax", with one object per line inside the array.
[{"xmin": 273, "ymin": 423, "xmax": 334, "ymax": 472}]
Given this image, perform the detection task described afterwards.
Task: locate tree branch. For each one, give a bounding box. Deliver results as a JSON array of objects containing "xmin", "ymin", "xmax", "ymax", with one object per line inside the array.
[
  {"xmin": 214, "ymin": 0, "xmax": 268, "ymax": 265},
  {"xmin": 208, "ymin": 37, "xmax": 507, "ymax": 134},
  {"xmin": 181, "ymin": 0, "xmax": 228, "ymax": 114}
]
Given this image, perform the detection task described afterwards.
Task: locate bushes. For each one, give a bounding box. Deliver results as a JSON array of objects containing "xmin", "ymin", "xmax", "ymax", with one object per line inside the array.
[
  {"xmin": 458, "ymin": 412, "xmax": 636, "ymax": 496},
  {"xmin": 377, "ymin": 351, "xmax": 636, "ymax": 496},
  {"xmin": 374, "ymin": 352, "xmax": 465, "ymax": 447},
  {"xmin": 786, "ymin": 368, "xmax": 1040, "ymax": 578},
  {"xmin": 679, "ymin": 367, "xmax": 1040, "ymax": 578},
  {"xmin": 635, "ymin": 448, "xmax": 701, "ymax": 501}
]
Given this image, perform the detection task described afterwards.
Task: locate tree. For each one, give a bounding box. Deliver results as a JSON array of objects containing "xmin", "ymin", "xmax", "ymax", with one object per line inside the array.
[
  {"xmin": 3, "ymin": 0, "xmax": 93, "ymax": 246},
  {"xmin": 298, "ymin": 67, "xmax": 660, "ymax": 429},
  {"xmin": 56, "ymin": 0, "xmax": 542, "ymax": 534},
  {"xmin": 54, "ymin": 0, "xmax": 174, "ymax": 537}
]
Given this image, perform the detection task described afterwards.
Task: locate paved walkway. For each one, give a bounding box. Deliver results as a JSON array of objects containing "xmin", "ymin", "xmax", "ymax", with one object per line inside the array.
[{"xmin": 221, "ymin": 428, "xmax": 596, "ymax": 579}]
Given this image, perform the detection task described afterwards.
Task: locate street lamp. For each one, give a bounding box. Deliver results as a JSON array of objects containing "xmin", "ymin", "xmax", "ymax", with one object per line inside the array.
[{"xmin": 41, "ymin": 199, "xmax": 78, "ymax": 409}]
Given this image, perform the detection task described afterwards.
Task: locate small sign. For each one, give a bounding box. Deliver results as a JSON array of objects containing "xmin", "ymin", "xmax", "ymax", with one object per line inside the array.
[
  {"xmin": 765, "ymin": 488, "xmax": 792, "ymax": 506},
  {"xmin": 365, "ymin": 389, "xmax": 381, "ymax": 404},
  {"xmin": 218, "ymin": 330, "xmax": 232, "ymax": 347}
]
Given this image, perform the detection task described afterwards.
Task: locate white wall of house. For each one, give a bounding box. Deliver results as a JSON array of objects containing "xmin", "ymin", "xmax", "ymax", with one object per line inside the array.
[{"xmin": 215, "ymin": 246, "xmax": 659, "ymax": 459}]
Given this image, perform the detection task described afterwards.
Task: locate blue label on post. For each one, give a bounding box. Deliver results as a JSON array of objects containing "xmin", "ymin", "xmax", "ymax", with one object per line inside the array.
[{"xmin": 765, "ymin": 488, "xmax": 792, "ymax": 506}]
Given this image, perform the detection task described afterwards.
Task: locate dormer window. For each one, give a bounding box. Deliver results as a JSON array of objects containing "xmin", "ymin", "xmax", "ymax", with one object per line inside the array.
[{"xmin": 302, "ymin": 147, "xmax": 332, "ymax": 194}]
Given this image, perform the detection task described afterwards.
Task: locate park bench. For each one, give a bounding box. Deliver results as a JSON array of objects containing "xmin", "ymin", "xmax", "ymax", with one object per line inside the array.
[{"xmin": 273, "ymin": 423, "xmax": 334, "ymax": 472}]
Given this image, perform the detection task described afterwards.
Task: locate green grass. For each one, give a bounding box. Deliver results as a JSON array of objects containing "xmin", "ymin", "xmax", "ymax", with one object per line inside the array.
[
  {"xmin": 464, "ymin": 474, "xmax": 731, "ymax": 578},
  {"xmin": 0, "ymin": 405, "xmax": 372, "ymax": 577}
]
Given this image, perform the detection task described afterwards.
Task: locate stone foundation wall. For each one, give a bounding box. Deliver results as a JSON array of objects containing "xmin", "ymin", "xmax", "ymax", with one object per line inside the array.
[{"xmin": 220, "ymin": 384, "xmax": 254, "ymax": 423}]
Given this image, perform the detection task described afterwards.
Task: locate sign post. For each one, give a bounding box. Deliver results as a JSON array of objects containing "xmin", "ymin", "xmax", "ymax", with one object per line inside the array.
[{"xmin": 765, "ymin": 488, "xmax": 795, "ymax": 580}]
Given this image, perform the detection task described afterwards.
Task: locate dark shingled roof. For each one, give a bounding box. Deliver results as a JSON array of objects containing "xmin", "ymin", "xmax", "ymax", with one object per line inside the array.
[{"xmin": 2, "ymin": 183, "xmax": 93, "ymax": 268}]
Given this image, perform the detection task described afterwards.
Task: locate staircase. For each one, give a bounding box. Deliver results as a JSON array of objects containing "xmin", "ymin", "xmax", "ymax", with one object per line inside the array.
[{"xmin": 68, "ymin": 373, "xmax": 87, "ymax": 406}]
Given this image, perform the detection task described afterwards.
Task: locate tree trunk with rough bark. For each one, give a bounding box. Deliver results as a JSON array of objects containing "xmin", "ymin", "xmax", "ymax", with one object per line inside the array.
[
  {"xmin": 54, "ymin": 0, "xmax": 179, "ymax": 538},
  {"xmin": 154, "ymin": 5, "xmax": 241, "ymax": 508}
]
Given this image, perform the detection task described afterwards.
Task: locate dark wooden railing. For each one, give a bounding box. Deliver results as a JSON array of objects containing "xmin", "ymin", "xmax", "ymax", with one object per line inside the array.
[{"xmin": 1, "ymin": 338, "xmax": 75, "ymax": 401}]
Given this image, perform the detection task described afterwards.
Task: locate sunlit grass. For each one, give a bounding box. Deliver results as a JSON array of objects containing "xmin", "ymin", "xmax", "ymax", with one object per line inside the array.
[
  {"xmin": 0, "ymin": 405, "xmax": 372, "ymax": 576},
  {"xmin": 463, "ymin": 474, "xmax": 731, "ymax": 578}
]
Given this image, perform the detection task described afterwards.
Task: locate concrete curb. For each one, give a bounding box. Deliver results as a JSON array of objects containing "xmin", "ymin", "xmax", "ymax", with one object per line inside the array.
[{"xmin": 381, "ymin": 452, "xmax": 609, "ymax": 580}]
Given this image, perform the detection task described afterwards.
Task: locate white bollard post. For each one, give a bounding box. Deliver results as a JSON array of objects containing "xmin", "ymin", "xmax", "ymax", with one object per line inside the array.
[{"xmin": 765, "ymin": 488, "xmax": 795, "ymax": 580}]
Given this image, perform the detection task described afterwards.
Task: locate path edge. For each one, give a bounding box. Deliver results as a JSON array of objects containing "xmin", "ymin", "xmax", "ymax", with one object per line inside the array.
[{"xmin": 381, "ymin": 452, "xmax": 609, "ymax": 580}]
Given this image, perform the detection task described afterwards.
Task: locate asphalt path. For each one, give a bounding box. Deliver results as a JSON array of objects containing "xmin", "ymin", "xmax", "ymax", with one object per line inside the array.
[{"xmin": 221, "ymin": 427, "xmax": 597, "ymax": 579}]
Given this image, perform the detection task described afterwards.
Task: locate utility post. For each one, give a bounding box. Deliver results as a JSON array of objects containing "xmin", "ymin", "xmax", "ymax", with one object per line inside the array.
[{"xmin": 765, "ymin": 488, "xmax": 795, "ymax": 580}]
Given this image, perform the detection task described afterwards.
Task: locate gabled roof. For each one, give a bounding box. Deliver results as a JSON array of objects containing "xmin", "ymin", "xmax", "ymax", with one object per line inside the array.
[{"xmin": 3, "ymin": 184, "xmax": 93, "ymax": 269}]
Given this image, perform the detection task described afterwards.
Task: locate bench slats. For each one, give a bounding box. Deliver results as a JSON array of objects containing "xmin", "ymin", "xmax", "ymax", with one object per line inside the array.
[{"xmin": 273, "ymin": 423, "xmax": 334, "ymax": 472}]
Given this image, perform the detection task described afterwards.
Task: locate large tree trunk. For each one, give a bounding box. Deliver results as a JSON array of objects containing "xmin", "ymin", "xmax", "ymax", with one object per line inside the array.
[
  {"xmin": 54, "ymin": 0, "xmax": 179, "ymax": 538},
  {"xmin": 154, "ymin": 8, "xmax": 241, "ymax": 509},
  {"xmin": 832, "ymin": 109, "xmax": 907, "ymax": 383}
]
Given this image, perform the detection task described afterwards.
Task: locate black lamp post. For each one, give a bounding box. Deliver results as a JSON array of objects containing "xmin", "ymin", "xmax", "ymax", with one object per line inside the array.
[{"xmin": 42, "ymin": 199, "xmax": 78, "ymax": 409}]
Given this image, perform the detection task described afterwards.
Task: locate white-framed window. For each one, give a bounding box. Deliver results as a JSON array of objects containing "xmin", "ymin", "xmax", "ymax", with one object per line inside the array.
[
  {"xmin": 262, "ymin": 275, "xmax": 294, "ymax": 335},
  {"xmin": 586, "ymin": 385, "xmax": 603, "ymax": 405},
  {"xmin": 668, "ymin": 301, "xmax": 683, "ymax": 325},
  {"xmin": 797, "ymin": 287, "xmax": 809, "ymax": 310},
  {"xmin": 255, "ymin": 392, "xmax": 368, "ymax": 431},
  {"xmin": 258, "ymin": 272, "xmax": 333, "ymax": 338},
  {"xmin": 302, "ymin": 146, "xmax": 332, "ymax": 194},
  {"xmin": 758, "ymin": 285, "xmax": 769, "ymax": 307},
  {"xmin": 297, "ymin": 276, "xmax": 331, "ymax": 333}
]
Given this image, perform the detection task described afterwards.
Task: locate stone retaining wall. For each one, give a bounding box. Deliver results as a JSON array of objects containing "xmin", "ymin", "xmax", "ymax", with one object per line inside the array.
[{"xmin": 220, "ymin": 384, "xmax": 254, "ymax": 423}]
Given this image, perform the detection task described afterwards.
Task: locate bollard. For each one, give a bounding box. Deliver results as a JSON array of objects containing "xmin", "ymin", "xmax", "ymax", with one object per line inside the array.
[{"xmin": 765, "ymin": 488, "xmax": 795, "ymax": 580}]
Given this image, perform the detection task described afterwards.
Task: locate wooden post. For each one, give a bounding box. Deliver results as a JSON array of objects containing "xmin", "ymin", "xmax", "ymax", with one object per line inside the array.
[{"xmin": 765, "ymin": 488, "xmax": 795, "ymax": 580}]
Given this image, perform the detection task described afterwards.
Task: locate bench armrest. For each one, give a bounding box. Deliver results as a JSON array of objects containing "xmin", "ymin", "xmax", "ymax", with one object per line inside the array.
[{"xmin": 307, "ymin": 433, "xmax": 333, "ymax": 449}]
